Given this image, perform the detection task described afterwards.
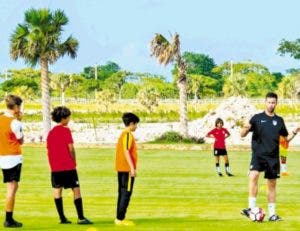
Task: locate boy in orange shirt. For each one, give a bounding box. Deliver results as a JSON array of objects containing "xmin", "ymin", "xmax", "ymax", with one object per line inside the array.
[
  {"xmin": 114, "ymin": 112, "xmax": 140, "ymax": 226},
  {"xmin": 279, "ymin": 136, "xmax": 289, "ymax": 176},
  {"xmin": 0, "ymin": 95, "xmax": 23, "ymax": 228}
]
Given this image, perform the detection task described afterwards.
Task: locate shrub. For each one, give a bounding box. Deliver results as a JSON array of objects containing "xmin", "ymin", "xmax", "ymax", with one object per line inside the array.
[{"xmin": 152, "ymin": 131, "xmax": 205, "ymax": 144}]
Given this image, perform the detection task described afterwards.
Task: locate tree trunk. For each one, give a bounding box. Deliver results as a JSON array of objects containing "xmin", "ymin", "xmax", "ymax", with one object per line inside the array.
[
  {"xmin": 40, "ymin": 58, "xmax": 51, "ymax": 140},
  {"xmin": 178, "ymin": 80, "xmax": 188, "ymax": 137},
  {"xmin": 177, "ymin": 55, "xmax": 188, "ymax": 137},
  {"xmin": 61, "ymin": 89, "xmax": 65, "ymax": 106}
]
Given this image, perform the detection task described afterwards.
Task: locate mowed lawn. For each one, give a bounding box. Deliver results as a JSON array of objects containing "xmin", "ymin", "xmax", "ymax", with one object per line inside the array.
[{"xmin": 0, "ymin": 146, "xmax": 300, "ymax": 231}]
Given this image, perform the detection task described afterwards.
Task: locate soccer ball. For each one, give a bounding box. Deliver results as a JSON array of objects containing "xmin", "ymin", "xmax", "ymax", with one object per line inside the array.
[{"xmin": 249, "ymin": 207, "xmax": 265, "ymax": 222}]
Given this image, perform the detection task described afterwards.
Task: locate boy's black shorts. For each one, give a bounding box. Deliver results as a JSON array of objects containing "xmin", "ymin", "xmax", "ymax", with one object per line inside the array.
[
  {"xmin": 213, "ymin": 148, "xmax": 227, "ymax": 156},
  {"xmin": 51, "ymin": 169, "xmax": 79, "ymax": 189},
  {"xmin": 250, "ymin": 154, "xmax": 280, "ymax": 179},
  {"xmin": 2, "ymin": 163, "xmax": 22, "ymax": 183}
]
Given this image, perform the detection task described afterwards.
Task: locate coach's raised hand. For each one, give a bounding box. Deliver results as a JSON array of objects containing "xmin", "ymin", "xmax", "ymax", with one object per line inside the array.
[{"xmin": 240, "ymin": 121, "xmax": 251, "ymax": 137}]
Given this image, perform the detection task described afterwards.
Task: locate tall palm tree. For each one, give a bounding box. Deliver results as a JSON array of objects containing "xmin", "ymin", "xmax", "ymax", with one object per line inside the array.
[
  {"xmin": 150, "ymin": 33, "xmax": 188, "ymax": 137},
  {"xmin": 10, "ymin": 8, "xmax": 78, "ymax": 138}
]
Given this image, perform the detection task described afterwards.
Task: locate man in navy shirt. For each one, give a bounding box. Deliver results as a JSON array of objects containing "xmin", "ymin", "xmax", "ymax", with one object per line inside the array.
[{"xmin": 240, "ymin": 92, "xmax": 300, "ymax": 221}]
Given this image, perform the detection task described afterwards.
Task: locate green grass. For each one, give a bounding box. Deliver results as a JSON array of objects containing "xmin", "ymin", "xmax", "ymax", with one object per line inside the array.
[{"xmin": 1, "ymin": 146, "xmax": 300, "ymax": 230}]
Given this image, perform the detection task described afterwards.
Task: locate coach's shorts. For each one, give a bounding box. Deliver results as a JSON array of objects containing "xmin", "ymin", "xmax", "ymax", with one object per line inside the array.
[
  {"xmin": 213, "ymin": 148, "xmax": 227, "ymax": 156},
  {"xmin": 250, "ymin": 154, "xmax": 280, "ymax": 179},
  {"xmin": 2, "ymin": 163, "xmax": 22, "ymax": 183},
  {"xmin": 51, "ymin": 170, "xmax": 80, "ymax": 189}
]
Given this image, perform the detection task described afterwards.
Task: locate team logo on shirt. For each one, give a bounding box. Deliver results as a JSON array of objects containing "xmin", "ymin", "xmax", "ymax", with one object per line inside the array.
[{"xmin": 272, "ymin": 120, "xmax": 277, "ymax": 126}]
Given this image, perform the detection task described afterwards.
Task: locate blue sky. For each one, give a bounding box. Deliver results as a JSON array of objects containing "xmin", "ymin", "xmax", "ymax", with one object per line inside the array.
[{"xmin": 1, "ymin": 0, "xmax": 300, "ymax": 80}]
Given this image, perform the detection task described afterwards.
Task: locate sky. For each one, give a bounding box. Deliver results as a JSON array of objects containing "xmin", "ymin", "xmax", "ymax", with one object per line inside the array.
[{"xmin": 1, "ymin": 0, "xmax": 300, "ymax": 80}]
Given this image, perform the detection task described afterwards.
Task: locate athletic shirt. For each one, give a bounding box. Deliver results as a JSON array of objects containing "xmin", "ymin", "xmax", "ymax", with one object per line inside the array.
[
  {"xmin": 115, "ymin": 129, "xmax": 137, "ymax": 172},
  {"xmin": 0, "ymin": 113, "xmax": 22, "ymax": 155},
  {"xmin": 207, "ymin": 127, "xmax": 229, "ymax": 149},
  {"xmin": 46, "ymin": 125, "xmax": 76, "ymax": 172},
  {"xmin": 249, "ymin": 112, "xmax": 288, "ymax": 156}
]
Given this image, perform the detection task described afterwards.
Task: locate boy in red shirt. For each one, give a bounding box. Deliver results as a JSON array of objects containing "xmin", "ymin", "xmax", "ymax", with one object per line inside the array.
[
  {"xmin": 206, "ymin": 118, "xmax": 234, "ymax": 177},
  {"xmin": 46, "ymin": 106, "xmax": 92, "ymax": 225}
]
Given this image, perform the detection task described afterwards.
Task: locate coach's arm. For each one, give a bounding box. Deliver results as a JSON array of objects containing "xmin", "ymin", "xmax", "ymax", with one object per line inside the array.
[
  {"xmin": 240, "ymin": 122, "xmax": 251, "ymax": 138},
  {"xmin": 285, "ymin": 127, "xmax": 300, "ymax": 142}
]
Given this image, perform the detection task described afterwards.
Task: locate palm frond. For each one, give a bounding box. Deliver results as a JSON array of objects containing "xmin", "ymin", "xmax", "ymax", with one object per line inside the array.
[{"xmin": 58, "ymin": 36, "xmax": 79, "ymax": 59}]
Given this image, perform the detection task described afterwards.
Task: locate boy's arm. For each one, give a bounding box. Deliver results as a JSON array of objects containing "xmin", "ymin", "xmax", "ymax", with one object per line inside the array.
[
  {"xmin": 206, "ymin": 130, "xmax": 214, "ymax": 138},
  {"xmin": 68, "ymin": 143, "xmax": 76, "ymax": 162},
  {"xmin": 124, "ymin": 150, "xmax": 136, "ymax": 177},
  {"xmin": 225, "ymin": 128, "xmax": 230, "ymax": 138},
  {"xmin": 123, "ymin": 133, "xmax": 136, "ymax": 177},
  {"xmin": 11, "ymin": 118, "xmax": 24, "ymax": 145}
]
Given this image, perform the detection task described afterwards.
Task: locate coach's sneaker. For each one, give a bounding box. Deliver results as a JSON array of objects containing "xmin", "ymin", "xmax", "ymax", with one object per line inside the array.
[
  {"xmin": 226, "ymin": 172, "xmax": 234, "ymax": 177},
  {"xmin": 60, "ymin": 218, "xmax": 71, "ymax": 224},
  {"xmin": 114, "ymin": 219, "xmax": 135, "ymax": 226},
  {"xmin": 3, "ymin": 219, "xmax": 23, "ymax": 228},
  {"xmin": 268, "ymin": 214, "xmax": 282, "ymax": 222},
  {"xmin": 241, "ymin": 208, "xmax": 251, "ymax": 218},
  {"xmin": 77, "ymin": 217, "xmax": 93, "ymax": 225}
]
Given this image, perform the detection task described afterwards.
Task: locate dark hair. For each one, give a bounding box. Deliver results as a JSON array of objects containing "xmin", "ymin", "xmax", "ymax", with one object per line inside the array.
[
  {"xmin": 122, "ymin": 112, "xmax": 140, "ymax": 126},
  {"xmin": 215, "ymin": 118, "xmax": 224, "ymax": 127},
  {"xmin": 5, "ymin": 95, "xmax": 22, "ymax": 109},
  {"xmin": 51, "ymin": 106, "xmax": 71, "ymax": 123},
  {"xmin": 265, "ymin": 92, "xmax": 278, "ymax": 100}
]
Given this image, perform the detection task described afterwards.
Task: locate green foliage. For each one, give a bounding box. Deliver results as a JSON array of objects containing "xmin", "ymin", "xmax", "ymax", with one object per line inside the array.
[
  {"xmin": 245, "ymin": 72, "xmax": 276, "ymax": 97},
  {"xmin": 152, "ymin": 131, "xmax": 204, "ymax": 144},
  {"xmin": 0, "ymin": 68, "xmax": 40, "ymax": 95},
  {"xmin": 213, "ymin": 61, "xmax": 270, "ymax": 76},
  {"xmin": 95, "ymin": 89, "xmax": 117, "ymax": 112},
  {"xmin": 184, "ymin": 52, "xmax": 216, "ymax": 75},
  {"xmin": 278, "ymin": 38, "xmax": 300, "ymax": 59},
  {"xmin": 82, "ymin": 61, "xmax": 121, "ymax": 80},
  {"xmin": 120, "ymin": 83, "xmax": 139, "ymax": 99},
  {"xmin": 220, "ymin": 62, "xmax": 276, "ymax": 97},
  {"xmin": 139, "ymin": 74, "xmax": 178, "ymax": 98},
  {"xmin": 223, "ymin": 73, "xmax": 247, "ymax": 97},
  {"xmin": 277, "ymin": 73, "xmax": 300, "ymax": 98},
  {"xmin": 188, "ymin": 74, "xmax": 218, "ymax": 99},
  {"xmin": 137, "ymin": 87, "xmax": 160, "ymax": 113}
]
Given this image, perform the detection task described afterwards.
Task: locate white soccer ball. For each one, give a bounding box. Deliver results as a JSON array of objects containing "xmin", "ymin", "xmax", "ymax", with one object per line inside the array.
[{"xmin": 249, "ymin": 207, "xmax": 265, "ymax": 222}]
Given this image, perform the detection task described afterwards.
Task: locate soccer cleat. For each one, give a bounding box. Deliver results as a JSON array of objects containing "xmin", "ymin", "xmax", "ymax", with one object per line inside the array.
[
  {"xmin": 60, "ymin": 218, "xmax": 72, "ymax": 224},
  {"xmin": 114, "ymin": 219, "xmax": 135, "ymax": 226},
  {"xmin": 218, "ymin": 172, "xmax": 223, "ymax": 177},
  {"xmin": 226, "ymin": 172, "xmax": 234, "ymax": 177},
  {"xmin": 3, "ymin": 219, "xmax": 23, "ymax": 228},
  {"xmin": 268, "ymin": 214, "xmax": 282, "ymax": 222},
  {"xmin": 282, "ymin": 172, "xmax": 289, "ymax": 176},
  {"xmin": 241, "ymin": 208, "xmax": 251, "ymax": 218},
  {"xmin": 77, "ymin": 218, "xmax": 93, "ymax": 225}
]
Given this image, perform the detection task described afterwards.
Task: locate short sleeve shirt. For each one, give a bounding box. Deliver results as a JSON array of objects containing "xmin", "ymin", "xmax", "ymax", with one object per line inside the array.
[
  {"xmin": 207, "ymin": 128, "xmax": 229, "ymax": 149},
  {"xmin": 249, "ymin": 112, "xmax": 288, "ymax": 156},
  {"xmin": 46, "ymin": 125, "xmax": 76, "ymax": 172}
]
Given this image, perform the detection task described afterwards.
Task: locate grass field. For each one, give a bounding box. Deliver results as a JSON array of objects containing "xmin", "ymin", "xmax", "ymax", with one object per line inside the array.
[{"xmin": 1, "ymin": 146, "xmax": 300, "ymax": 231}]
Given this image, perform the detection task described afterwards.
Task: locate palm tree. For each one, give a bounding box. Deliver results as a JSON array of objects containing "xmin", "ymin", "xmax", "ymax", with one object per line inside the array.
[
  {"xmin": 150, "ymin": 33, "xmax": 188, "ymax": 137},
  {"xmin": 10, "ymin": 8, "xmax": 78, "ymax": 138}
]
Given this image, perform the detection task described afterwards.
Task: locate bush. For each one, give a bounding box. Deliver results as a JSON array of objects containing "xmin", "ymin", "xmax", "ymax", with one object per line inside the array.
[{"xmin": 152, "ymin": 131, "xmax": 205, "ymax": 144}]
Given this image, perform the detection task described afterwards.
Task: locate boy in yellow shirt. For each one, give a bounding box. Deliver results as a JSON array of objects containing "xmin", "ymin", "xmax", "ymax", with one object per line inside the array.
[{"xmin": 114, "ymin": 112, "xmax": 139, "ymax": 226}]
